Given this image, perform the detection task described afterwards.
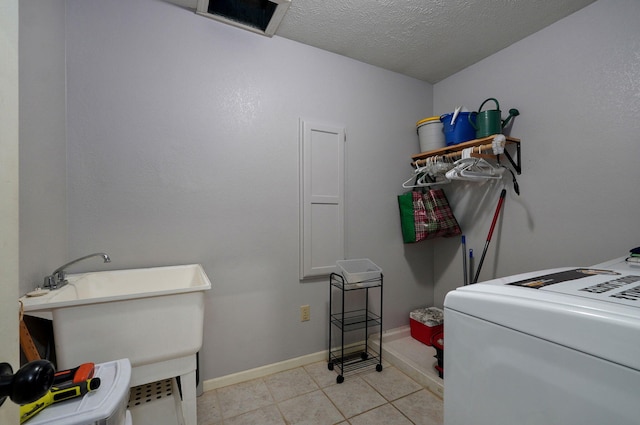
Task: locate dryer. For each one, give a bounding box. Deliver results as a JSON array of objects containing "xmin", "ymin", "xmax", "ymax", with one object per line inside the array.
[{"xmin": 444, "ymin": 257, "xmax": 640, "ymax": 425}]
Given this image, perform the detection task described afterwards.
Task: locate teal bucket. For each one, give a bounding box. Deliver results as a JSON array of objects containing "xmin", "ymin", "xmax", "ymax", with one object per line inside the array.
[{"xmin": 440, "ymin": 112, "xmax": 477, "ymax": 146}]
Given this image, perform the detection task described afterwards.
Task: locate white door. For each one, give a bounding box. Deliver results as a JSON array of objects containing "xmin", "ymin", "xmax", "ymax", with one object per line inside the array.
[{"xmin": 299, "ymin": 119, "xmax": 345, "ymax": 279}]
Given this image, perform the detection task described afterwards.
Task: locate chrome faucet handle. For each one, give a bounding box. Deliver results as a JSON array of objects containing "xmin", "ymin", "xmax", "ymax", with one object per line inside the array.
[
  {"xmin": 43, "ymin": 275, "xmax": 56, "ymax": 289},
  {"xmin": 55, "ymin": 270, "xmax": 66, "ymax": 282},
  {"xmin": 43, "ymin": 252, "xmax": 110, "ymax": 290},
  {"xmin": 42, "ymin": 274, "xmax": 66, "ymax": 289}
]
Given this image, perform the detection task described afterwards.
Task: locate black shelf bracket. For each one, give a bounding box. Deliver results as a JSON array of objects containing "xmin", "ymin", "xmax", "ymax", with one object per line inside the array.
[{"xmin": 502, "ymin": 140, "xmax": 521, "ymax": 175}]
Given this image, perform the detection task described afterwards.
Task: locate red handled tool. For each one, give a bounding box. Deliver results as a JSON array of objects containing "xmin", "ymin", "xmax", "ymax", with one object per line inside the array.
[
  {"xmin": 53, "ymin": 362, "xmax": 94, "ymax": 385},
  {"xmin": 472, "ymin": 188, "xmax": 507, "ymax": 284}
]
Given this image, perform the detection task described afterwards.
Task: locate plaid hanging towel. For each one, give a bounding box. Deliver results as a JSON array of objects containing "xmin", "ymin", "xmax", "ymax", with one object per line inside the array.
[
  {"xmin": 398, "ymin": 188, "xmax": 461, "ymax": 243},
  {"xmin": 416, "ymin": 188, "xmax": 462, "ymax": 240}
]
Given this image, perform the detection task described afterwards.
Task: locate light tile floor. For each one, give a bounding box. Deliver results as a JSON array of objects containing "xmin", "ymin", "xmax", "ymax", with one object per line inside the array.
[{"xmin": 197, "ymin": 361, "xmax": 443, "ymax": 425}]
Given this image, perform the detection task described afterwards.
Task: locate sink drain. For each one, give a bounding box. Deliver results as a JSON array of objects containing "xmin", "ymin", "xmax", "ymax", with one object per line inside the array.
[{"xmin": 128, "ymin": 379, "xmax": 173, "ymax": 408}]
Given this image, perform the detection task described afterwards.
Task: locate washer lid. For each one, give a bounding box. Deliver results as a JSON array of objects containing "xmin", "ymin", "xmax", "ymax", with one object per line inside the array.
[
  {"xmin": 507, "ymin": 267, "xmax": 640, "ymax": 308},
  {"xmin": 444, "ymin": 265, "xmax": 640, "ymax": 371}
]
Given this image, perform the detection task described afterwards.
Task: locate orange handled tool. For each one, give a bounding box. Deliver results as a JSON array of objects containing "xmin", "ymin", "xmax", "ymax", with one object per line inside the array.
[{"xmin": 53, "ymin": 362, "xmax": 94, "ymax": 385}]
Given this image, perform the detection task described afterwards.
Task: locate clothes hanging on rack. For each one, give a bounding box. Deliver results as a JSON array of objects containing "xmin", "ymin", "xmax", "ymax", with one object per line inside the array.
[
  {"xmin": 402, "ymin": 156, "xmax": 454, "ymax": 189},
  {"xmin": 405, "ymin": 135, "xmax": 520, "ymax": 191}
]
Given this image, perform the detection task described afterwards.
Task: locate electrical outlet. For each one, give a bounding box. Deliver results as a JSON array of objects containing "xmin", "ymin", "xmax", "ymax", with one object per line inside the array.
[{"xmin": 300, "ymin": 305, "xmax": 310, "ymax": 322}]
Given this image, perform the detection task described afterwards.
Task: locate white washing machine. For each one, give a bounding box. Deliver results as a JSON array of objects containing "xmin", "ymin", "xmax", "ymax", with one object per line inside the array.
[{"xmin": 444, "ymin": 257, "xmax": 640, "ymax": 425}]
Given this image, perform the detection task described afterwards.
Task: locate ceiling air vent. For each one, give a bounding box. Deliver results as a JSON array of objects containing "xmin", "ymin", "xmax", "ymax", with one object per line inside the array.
[{"xmin": 196, "ymin": 0, "xmax": 291, "ymax": 37}]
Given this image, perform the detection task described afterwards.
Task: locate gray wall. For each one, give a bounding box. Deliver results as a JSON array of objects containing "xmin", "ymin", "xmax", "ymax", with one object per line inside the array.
[
  {"xmin": 432, "ymin": 0, "xmax": 640, "ymax": 305},
  {"xmin": 62, "ymin": 0, "xmax": 434, "ymax": 379},
  {"xmin": 19, "ymin": 0, "xmax": 68, "ymax": 294},
  {"xmin": 18, "ymin": 0, "xmax": 639, "ymax": 383}
]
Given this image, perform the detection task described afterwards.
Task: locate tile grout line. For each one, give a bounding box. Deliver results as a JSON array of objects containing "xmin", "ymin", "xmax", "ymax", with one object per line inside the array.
[
  {"xmin": 337, "ymin": 369, "xmax": 423, "ymax": 424},
  {"xmin": 261, "ymin": 376, "xmax": 289, "ymax": 425},
  {"xmin": 200, "ymin": 362, "xmax": 432, "ymax": 425}
]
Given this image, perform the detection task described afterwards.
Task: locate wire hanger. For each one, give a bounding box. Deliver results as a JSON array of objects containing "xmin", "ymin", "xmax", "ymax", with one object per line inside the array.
[
  {"xmin": 445, "ymin": 148, "xmax": 505, "ymax": 181},
  {"xmin": 402, "ymin": 172, "xmax": 451, "ymax": 188},
  {"xmin": 402, "ymin": 157, "xmax": 451, "ymax": 188}
]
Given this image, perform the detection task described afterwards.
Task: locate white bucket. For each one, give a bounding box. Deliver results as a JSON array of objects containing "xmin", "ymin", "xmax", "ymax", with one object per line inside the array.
[{"xmin": 417, "ymin": 117, "xmax": 445, "ymax": 153}]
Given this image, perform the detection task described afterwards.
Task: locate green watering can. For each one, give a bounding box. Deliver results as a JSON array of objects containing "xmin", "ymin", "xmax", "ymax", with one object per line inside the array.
[{"xmin": 469, "ymin": 98, "xmax": 520, "ymax": 139}]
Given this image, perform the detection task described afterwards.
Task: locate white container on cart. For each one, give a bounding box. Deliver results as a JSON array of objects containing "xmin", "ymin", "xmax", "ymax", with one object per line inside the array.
[{"xmin": 336, "ymin": 259, "xmax": 382, "ymax": 287}]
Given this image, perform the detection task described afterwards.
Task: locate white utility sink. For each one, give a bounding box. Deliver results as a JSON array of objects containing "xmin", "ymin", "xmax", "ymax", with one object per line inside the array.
[
  {"xmin": 33, "ymin": 264, "xmax": 211, "ymax": 308},
  {"xmin": 20, "ymin": 264, "xmax": 212, "ymax": 425}
]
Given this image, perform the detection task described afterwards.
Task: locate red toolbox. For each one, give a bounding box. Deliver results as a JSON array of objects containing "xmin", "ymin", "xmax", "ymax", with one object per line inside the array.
[{"xmin": 409, "ymin": 307, "xmax": 444, "ymax": 346}]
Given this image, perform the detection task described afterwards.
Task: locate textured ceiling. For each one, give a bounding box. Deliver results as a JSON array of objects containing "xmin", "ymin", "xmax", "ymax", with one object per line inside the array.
[{"xmin": 167, "ymin": 0, "xmax": 596, "ymax": 83}]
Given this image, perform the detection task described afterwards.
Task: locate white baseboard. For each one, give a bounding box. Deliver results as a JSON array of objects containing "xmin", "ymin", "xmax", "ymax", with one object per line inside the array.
[
  {"xmin": 201, "ymin": 326, "xmax": 432, "ymax": 393},
  {"xmin": 378, "ymin": 324, "xmax": 412, "ymax": 341},
  {"xmin": 202, "ymin": 350, "xmax": 328, "ymax": 392}
]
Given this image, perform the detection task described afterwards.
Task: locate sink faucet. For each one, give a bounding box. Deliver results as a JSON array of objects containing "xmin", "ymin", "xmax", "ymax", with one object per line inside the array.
[{"xmin": 43, "ymin": 252, "xmax": 111, "ymax": 290}]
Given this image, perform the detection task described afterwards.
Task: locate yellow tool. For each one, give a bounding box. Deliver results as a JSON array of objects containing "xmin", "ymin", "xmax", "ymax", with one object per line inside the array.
[{"xmin": 20, "ymin": 377, "xmax": 101, "ymax": 424}]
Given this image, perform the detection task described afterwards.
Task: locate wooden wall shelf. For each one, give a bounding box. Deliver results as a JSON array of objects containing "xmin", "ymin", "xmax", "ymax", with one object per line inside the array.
[{"xmin": 411, "ymin": 135, "xmax": 521, "ymax": 174}]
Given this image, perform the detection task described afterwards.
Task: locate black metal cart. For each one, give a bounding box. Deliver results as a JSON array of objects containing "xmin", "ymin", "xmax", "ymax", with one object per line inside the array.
[{"xmin": 327, "ymin": 272, "xmax": 383, "ymax": 383}]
